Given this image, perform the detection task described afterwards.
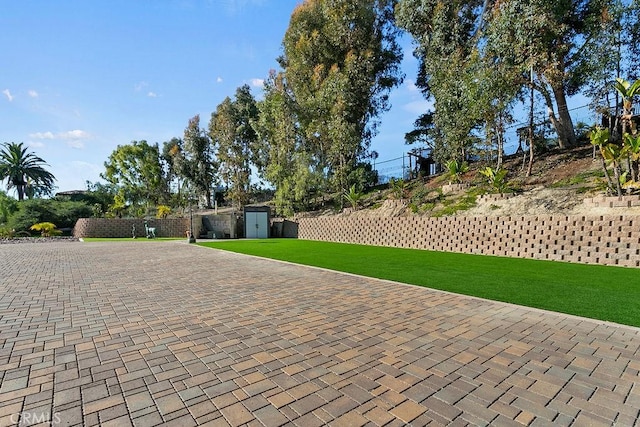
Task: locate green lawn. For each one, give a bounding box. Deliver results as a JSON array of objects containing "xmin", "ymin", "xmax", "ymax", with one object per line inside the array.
[{"xmin": 198, "ymin": 239, "xmax": 640, "ymax": 327}]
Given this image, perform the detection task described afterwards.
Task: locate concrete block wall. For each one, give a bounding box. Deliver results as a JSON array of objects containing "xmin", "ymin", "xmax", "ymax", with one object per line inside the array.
[
  {"xmin": 477, "ymin": 193, "xmax": 516, "ymax": 202},
  {"xmin": 583, "ymin": 195, "xmax": 640, "ymax": 208},
  {"xmin": 297, "ymin": 214, "xmax": 640, "ymax": 268},
  {"xmin": 74, "ymin": 218, "xmax": 192, "ymax": 238}
]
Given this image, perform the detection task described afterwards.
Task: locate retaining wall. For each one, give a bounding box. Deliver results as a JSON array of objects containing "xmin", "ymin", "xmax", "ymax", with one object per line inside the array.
[
  {"xmin": 74, "ymin": 218, "xmax": 194, "ymax": 238},
  {"xmin": 295, "ymin": 214, "xmax": 640, "ymax": 268}
]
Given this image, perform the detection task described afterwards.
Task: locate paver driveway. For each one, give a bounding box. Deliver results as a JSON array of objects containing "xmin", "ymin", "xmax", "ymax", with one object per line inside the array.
[{"xmin": 1, "ymin": 240, "xmax": 639, "ymax": 426}]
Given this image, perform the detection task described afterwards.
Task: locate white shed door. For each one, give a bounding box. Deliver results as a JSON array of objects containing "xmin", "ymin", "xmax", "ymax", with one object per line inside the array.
[{"xmin": 246, "ymin": 212, "xmax": 268, "ymax": 238}]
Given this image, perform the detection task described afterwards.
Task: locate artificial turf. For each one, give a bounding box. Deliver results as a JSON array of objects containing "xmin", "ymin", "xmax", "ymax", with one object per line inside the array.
[{"xmin": 198, "ymin": 239, "xmax": 640, "ymax": 328}]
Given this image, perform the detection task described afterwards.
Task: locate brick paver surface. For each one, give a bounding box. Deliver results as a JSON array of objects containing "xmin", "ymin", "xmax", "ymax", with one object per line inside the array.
[{"xmin": 1, "ymin": 241, "xmax": 639, "ymax": 426}]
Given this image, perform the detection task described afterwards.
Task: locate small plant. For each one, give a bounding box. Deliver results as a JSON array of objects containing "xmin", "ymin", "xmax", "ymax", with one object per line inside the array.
[
  {"xmin": 432, "ymin": 193, "xmax": 477, "ymax": 217},
  {"xmin": 29, "ymin": 222, "xmax": 61, "ymax": 237},
  {"xmin": 388, "ymin": 178, "xmax": 407, "ymax": 199},
  {"xmin": 445, "ymin": 159, "xmax": 469, "ymax": 184},
  {"xmin": 0, "ymin": 226, "xmax": 15, "ymax": 238},
  {"xmin": 91, "ymin": 203, "xmax": 103, "ymax": 218},
  {"xmin": 156, "ymin": 205, "xmax": 172, "ymax": 219},
  {"xmin": 479, "ymin": 166, "xmax": 509, "ymax": 193},
  {"xmin": 343, "ymin": 184, "xmax": 364, "ymax": 210}
]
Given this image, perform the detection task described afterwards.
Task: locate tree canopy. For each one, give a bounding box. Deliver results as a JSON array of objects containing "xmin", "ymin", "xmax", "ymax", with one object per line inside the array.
[
  {"xmin": 280, "ymin": 0, "xmax": 403, "ymax": 198},
  {"xmin": 101, "ymin": 140, "xmax": 168, "ymax": 215},
  {"xmin": 0, "ymin": 142, "xmax": 56, "ymax": 201},
  {"xmin": 396, "ymin": 0, "xmax": 639, "ymax": 163},
  {"xmin": 209, "ymin": 85, "xmax": 259, "ymax": 210}
]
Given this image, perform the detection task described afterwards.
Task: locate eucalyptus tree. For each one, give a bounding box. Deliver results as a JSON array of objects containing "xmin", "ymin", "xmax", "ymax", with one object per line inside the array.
[
  {"xmin": 255, "ymin": 70, "xmax": 321, "ymax": 216},
  {"xmin": 182, "ymin": 115, "xmax": 217, "ymax": 208},
  {"xmin": 397, "ymin": 0, "xmax": 616, "ymax": 157},
  {"xmin": 0, "ymin": 142, "xmax": 56, "ymax": 201},
  {"xmin": 483, "ymin": 0, "xmax": 614, "ymax": 149},
  {"xmin": 395, "ymin": 1, "xmax": 498, "ymax": 163},
  {"xmin": 208, "ymin": 85, "xmax": 259, "ymax": 210},
  {"xmin": 281, "ymin": 0, "xmax": 403, "ymax": 198},
  {"xmin": 161, "ymin": 137, "xmax": 188, "ymax": 208},
  {"xmin": 583, "ymin": 1, "xmax": 640, "ymax": 128},
  {"xmin": 101, "ymin": 140, "xmax": 168, "ymax": 215}
]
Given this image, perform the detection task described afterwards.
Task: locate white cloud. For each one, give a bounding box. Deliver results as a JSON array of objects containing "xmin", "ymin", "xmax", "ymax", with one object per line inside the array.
[
  {"xmin": 2, "ymin": 89, "xmax": 14, "ymax": 101},
  {"xmin": 29, "ymin": 131, "xmax": 55, "ymax": 139},
  {"xmin": 216, "ymin": 77, "xmax": 223, "ymax": 83},
  {"xmin": 28, "ymin": 141, "xmax": 45, "ymax": 148},
  {"xmin": 28, "ymin": 90, "xmax": 39, "ymax": 98},
  {"xmin": 147, "ymin": 91, "xmax": 158, "ymax": 98},
  {"xmin": 250, "ymin": 78, "xmax": 264, "ymax": 87},
  {"xmin": 29, "ymin": 130, "xmax": 91, "ymax": 149},
  {"xmin": 59, "ymin": 130, "xmax": 90, "ymax": 140}
]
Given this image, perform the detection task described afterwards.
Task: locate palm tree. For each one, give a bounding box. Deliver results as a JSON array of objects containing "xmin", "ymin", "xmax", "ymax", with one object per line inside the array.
[{"xmin": 0, "ymin": 142, "xmax": 56, "ymax": 201}]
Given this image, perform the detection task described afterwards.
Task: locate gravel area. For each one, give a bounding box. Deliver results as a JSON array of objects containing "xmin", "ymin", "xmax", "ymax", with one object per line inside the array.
[{"xmin": 0, "ymin": 236, "xmax": 80, "ymax": 244}]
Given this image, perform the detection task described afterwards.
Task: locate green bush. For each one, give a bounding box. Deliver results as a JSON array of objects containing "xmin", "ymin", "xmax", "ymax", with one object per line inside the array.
[
  {"xmin": 8, "ymin": 199, "xmax": 92, "ymax": 232},
  {"xmin": 0, "ymin": 191, "xmax": 18, "ymax": 225}
]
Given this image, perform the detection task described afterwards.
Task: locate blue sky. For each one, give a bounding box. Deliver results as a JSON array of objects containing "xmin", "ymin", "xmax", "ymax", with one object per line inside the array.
[
  {"xmin": 1, "ymin": 0, "xmax": 430, "ymax": 194},
  {"xmin": 1, "ymin": 1, "xmax": 597, "ymax": 195}
]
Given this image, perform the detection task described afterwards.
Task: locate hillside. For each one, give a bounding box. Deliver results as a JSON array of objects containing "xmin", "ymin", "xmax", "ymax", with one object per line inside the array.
[{"xmin": 300, "ymin": 144, "xmax": 640, "ymax": 219}]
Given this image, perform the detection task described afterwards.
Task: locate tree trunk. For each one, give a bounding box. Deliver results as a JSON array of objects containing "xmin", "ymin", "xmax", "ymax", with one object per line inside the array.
[
  {"xmin": 551, "ymin": 83, "xmax": 576, "ymax": 149},
  {"xmin": 599, "ymin": 154, "xmax": 615, "ymax": 194},
  {"xmin": 613, "ymin": 162, "xmax": 623, "ymax": 196}
]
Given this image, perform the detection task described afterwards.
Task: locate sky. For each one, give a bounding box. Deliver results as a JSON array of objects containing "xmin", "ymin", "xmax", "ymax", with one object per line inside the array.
[
  {"xmin": 1, "ymin": 1, "xmax": 595, "ymax": 195},
  {"xmin": 0, "ymin": 0, "xmax": 432, "ymax": 194}
]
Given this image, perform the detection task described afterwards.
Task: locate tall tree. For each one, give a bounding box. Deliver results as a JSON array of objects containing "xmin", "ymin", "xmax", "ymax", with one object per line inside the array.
[
  {"xmin": 209, "ymin": 85, "xmax": 259, "ymax": 210},
  {"xmin": 582, "ymin": 1, "xmax": 640, "ymax": 126},
  {"xmin": 396, "ymin": 1, "xmax": 491, "ymax": 162},
  {"xmin": 483, "ymin": 0, "xmax": 612, "ymax": 149},
  {"xmin": 256, "ymin": 70, "xmax": 321, "ymax": 216},
  {"xmin": 0, "ymin": 142, "xmax": 56, "ymax": 201},
  {"xmin": 182, "ymin": 115, "xmax": 217, "ymax": 208},
  {"xmin": 281, "ymin": 0, "xmax": 403, "ymax": 197},
  {"xmin": 101, "ymin": 140, "xmax": 168, "ymax": 214},
  {"xmin": 161, "ymin": 137, "xmax": 188, "ymax": 208},
  {"xmin": 397, "ymin": 0, "xmax": 614, "ymax": 155}
]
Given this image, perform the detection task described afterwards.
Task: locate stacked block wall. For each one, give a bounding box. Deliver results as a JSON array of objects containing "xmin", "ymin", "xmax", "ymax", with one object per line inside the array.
[
  {"xmin": 582, "ymin": 195, "xmax": 640, "ymax": 208},
  {"xmin": 297, "ymin": 215, "xmax": 640, "ymax": 267},
  {"xmin": 74, "ymin": 218, "xmax": 194, "ymax": 238}
]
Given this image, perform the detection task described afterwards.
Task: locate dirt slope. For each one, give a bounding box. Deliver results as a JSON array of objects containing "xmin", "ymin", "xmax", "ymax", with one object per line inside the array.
[{"xmin": 323, "ymin": 145, "xmax": 640, "ymax": 218}]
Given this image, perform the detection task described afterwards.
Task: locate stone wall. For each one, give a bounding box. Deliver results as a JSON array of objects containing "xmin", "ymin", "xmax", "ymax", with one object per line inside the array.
[
  {"xmin": 74, "ymin": 218, "xmax": 193, "ymax": 238},
  {"xmin": 295, "ymin": 214, "xmax": 640, "ymax": 268}
]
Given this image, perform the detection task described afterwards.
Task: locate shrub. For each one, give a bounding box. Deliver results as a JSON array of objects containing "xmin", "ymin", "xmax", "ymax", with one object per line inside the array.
[
  {"xmin": 389, "ymin": 178, "xmax": 407, "ymax": 199},
  {"xmin": 479, "ymin": 166, "xmax": 510, "ymax": 193},
  {"xmin": 8, "ymin": 199, "xmax": 92, "ymax": 232},
  {"xmin": 445, "ymin": 159, "xmax": 469, "ymax": 184},
  {"xmin": 156, "ymin": 205, "xmax": 171, "ymax": 219},
  {"xmin": 30, "ymin": 222, "xmax": 62, "ymax": 237},
  {"xmin": 343, "ymin": 185, "xmax": 364, "ymax": 210}
]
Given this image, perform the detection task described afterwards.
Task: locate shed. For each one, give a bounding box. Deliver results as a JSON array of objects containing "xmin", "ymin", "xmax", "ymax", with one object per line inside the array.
[{"xmin": 244, "ymin": 206, "xmax": 270, "ymax": 239}]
